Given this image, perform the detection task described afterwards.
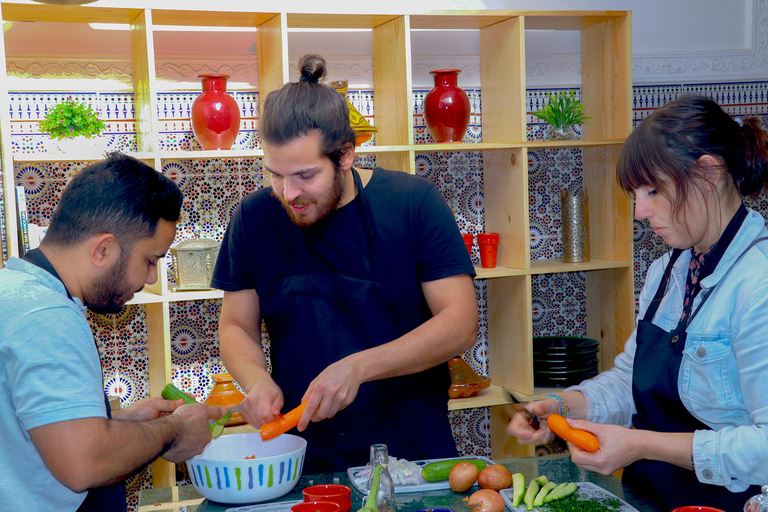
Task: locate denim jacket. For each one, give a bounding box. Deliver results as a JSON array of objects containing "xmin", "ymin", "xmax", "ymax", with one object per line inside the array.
[{"xmin": 570, "ymin": 208, "xmax": 768, "ymax": 492}]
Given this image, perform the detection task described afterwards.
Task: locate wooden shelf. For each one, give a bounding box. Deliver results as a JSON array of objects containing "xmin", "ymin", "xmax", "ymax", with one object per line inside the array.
[
  {"xmin": 12, "ymin": 151, "xmax": 154, "ymax": 163},
  {"xmin": 507, "ymin": 386, "xmax": 578, "ymax": 403},
  {"xmin": 448, "ymin": 384, "xmax": 514, "ymax": 411},
  {"xmin": 128, "ymin": 288, "xmax": 223, "ymax": 305},
  {"xmin": 474, "ymin": 258, "xmax": 631, "ymax": 279}
]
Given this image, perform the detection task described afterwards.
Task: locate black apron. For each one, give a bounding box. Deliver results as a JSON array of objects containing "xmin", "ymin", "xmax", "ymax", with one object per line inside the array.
[
  {"xmin": 263, "ymin": 169, "xmax": 456, "ymax": 474},
  {"xmin": 23, "ymin": 249, "xmax": 127, "ymax": 512},
  {"xmin": 623, "ymin": 245, "xmax": 763, "ymax": 512}
]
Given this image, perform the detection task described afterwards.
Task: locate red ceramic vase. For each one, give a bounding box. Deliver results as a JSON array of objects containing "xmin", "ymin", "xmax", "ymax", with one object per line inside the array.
[
  {"xmin": 191, "ymin": 74, "xmax": 240, "ymax": 150},
  {"xmin": 424, "ymin": 69, "xmax": 470, "ymax": 143}
]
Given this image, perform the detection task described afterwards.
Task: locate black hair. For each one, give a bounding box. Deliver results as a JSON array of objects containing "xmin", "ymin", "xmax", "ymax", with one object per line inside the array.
[
  {"xmin": 617, "ymin": 94, "xmax": 768, "ymax": 216},
  {"xmin": 260, "ymin": 54, "xmax": 356, "ymax": 169},
  {"xmin": 42, "ymin": 152, "xmax": 183, "ymax": 251}
]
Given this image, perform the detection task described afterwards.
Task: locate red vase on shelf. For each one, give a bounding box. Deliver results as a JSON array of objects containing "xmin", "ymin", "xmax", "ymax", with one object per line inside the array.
[
  {"xmin": 423, "ymin": 69, "xmax": 470, "ymax": 143},
  {"xmin": 191, "ymin": 74, "xmax": 240, "ymax": 150}
]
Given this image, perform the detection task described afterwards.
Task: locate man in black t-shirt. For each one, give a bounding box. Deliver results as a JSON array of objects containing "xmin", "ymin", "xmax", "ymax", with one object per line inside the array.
[{"xmin": 211, "ymin": 54, "xmax": 477, "ymax": 473}]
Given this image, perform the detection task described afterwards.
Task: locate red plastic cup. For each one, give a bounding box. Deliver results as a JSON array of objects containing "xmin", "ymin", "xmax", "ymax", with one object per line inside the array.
[
  {"xmin": 302, "ymin": 484, "xmax": 352, "ymax": 512},
  {"xmin": 477, "ymin": 232, "xmax": 500, "ymax": 268},
  {"xmin": 292, "ymin": 502, "xmax": 341, "ymax": 512},
  {"xmin": 462, "ymin": 233, "xmax": 473, "ymax": 256},
  {"xmin": 671, "ymin": 508, "xmax": 726, "ymax": 512}
]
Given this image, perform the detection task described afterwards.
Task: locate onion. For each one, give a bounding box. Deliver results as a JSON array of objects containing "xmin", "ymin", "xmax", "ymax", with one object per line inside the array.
[
  {"xmin": 467, "ymin": 489, "xmax": 505, "ymax": 512},
  {"xmin": 449, "ymin": 462, "xmax": 480, "ymax": 492},
  {"xmin": 477, "ymin": 464, "xmax": 513, "ymax": 491}
]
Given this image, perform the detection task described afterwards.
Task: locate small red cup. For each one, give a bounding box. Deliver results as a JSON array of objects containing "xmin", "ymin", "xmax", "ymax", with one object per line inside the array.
[
  {"xmin": 671, "ymin": 508, "xmax": 726, "ymax": 512},
  {"xmin": 462, "ymin": 233, "xmax": 473, "ymax": 256},
  {"xmin": 302, "ymin": 484, "xmax": 352, "ymax": 512},
  {"xmin": 477, "ymin": 232, "xmax": 500, "ymax": 268},
  {"xmin": 292, "ymin": 501, "xmax": 341, "ymax": 512}
]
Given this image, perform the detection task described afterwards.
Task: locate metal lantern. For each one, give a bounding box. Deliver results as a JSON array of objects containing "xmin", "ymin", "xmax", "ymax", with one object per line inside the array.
[{"xmin": 169, "ymin": 231, "xmax": 221, "ymax": 291}]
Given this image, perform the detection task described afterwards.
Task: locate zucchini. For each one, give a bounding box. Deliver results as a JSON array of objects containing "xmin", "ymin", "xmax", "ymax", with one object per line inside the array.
[
  {"xmin": 533, "ymin": 475, "xmax": 549, "ymax": 487},
  {"xmin": 533, "ymin": 481, "xmax": 557, "ymax": 507},
  {"xmin": 545, "ymin": 482, "xmax": 577, "ymax": 502},
  {"xmin": 161, "ymin": 383, "xmax": 230, "ymax": 438},
  {"xmin": 543, "ymin": 483, "xmax": 569, "ymax": 503},
  {"xmin": 421, "ymin": 459, "xmax": 488, "ymax": 482},
  {"xmin": 523, "ymin": 479, "xmax": 539, "ymax": 511},
  {"xmin": 511, "ymin": 472, "xmax": 526, "ymax": 507}
]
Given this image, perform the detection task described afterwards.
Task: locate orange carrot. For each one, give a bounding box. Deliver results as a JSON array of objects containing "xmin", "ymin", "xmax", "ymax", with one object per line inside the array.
[
  {"xmin": 546, "ymin": 412, "xmax": 600, "ymax": 452},
  {"xmin": 260, "ymin": 401, "xmax": 308, "ymax": 441}
]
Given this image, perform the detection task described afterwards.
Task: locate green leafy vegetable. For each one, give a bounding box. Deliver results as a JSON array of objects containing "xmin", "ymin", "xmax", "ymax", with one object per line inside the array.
[{"xmin": 541, "ymin": 493, "xmax": 621, "ymax": 512}]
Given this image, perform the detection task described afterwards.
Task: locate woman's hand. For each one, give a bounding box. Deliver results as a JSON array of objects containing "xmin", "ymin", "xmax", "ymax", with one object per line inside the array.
[
  {"xmin": 506, "ymin": 399, "xmax": 560, "ymax": 445},
  {"xmin": 565, "ymin": 419, "xmax": 640, "ymax": 475}
]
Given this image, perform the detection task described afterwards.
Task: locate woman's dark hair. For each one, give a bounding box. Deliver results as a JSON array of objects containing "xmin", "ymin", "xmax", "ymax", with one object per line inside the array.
[
  {"xmin": 260, "ymin": 54, "xmax": 356, "ymax": 169},
  {"xmin": 617, "ymin": 94, "xmax": 768, "ymax": 215},
  {"xmin": 42, "ymin": 152, "xmax": 183, "ymax": 251}
]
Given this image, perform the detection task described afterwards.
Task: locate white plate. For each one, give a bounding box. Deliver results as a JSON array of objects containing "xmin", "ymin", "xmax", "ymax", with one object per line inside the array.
[
  {"xmin": 226, "ymin": 498, "xmax": 302, "ymax": 512},
  {"xmin": 499, "ymin": 481, "xmax": 638, "ymax": 511},
  {"xmin": 347, "ymin": 456, "xmax": 494, "ymax": 494}
]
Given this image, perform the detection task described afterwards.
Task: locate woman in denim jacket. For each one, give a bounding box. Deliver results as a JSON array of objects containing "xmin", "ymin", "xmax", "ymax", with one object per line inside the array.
[{"xmin": 507, "ymin": 95, "xmax": 768, "ymax": 511}]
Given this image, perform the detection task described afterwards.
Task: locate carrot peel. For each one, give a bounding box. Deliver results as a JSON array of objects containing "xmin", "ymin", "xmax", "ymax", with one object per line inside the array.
[
  {"xmin": 546, "ymin": 412, "xmax": 600, "ymax": 452},
  {"xmin": 260, "ymin": 401, "xmax": 308, "ymax": 441}
]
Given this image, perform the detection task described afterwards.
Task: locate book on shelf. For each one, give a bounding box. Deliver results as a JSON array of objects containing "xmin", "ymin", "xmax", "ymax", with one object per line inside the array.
[{"xmin": 15, "ymin": 185, "xmax": 30, "ymax": 257}]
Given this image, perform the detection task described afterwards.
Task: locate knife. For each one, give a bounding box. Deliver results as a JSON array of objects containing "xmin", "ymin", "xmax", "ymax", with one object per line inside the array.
[{"xmin": 510, "ymin": 401, "xmax": 540, "ymax": 428}]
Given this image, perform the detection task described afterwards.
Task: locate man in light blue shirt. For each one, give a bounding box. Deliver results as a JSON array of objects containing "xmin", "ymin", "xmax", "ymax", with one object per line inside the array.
[{"xmin": 0, "ymin": 153, "xmax": 227, "ymax": 511}]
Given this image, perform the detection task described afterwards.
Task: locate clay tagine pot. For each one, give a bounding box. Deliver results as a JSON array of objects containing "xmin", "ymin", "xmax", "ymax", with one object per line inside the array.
[
  {"xmin": 204, "ymin": 372, "xmax": 247, "ymax": 426},
  {"xmin": 448, "ymin": 357, "xmax": 491, "ymax": 399}
]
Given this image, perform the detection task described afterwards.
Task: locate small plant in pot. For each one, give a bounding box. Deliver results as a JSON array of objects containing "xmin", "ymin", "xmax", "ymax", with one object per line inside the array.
[
  {"xmin": 533, "ymin": 90, "xmax": 590, "ymax": 141},
  {"xmin": 39, "ymin": 97, "xmax": 107, "ymax": 154}
]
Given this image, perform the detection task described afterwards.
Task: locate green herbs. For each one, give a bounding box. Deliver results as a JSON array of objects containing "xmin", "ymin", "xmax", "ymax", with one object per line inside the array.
[
  {"xmin": 541, "ymin": 494, "xmax": 621, "ymax": 512},
  {"xmin": 532, "ymin": 91, "xmax": 590, "ymax": 129},
  {"xmin": 39, "ymin": 97, "xmax": 106, "ymax": 140}
]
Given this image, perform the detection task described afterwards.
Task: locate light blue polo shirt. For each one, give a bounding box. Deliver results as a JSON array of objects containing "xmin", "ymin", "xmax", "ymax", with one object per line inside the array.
[{"xmin": 0, "ymin": 258, "xmax": 107, "ymax": 510}]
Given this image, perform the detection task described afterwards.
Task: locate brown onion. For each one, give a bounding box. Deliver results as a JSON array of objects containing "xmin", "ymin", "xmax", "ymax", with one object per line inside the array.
[
  {"xmin": 449, "ymin": 462, "xmax": 480, "ymax": 493},
  {"xmin": 467, "ymin": 489, "xmax": 505, "ymax": 512}
]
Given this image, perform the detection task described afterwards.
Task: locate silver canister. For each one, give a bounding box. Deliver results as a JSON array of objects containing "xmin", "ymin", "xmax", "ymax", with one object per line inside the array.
[
  {"xmin": 561, "ymin": 189, "xmax": 590, "ymax": 263},
  {"xmin": 169, "ymin": 231, "xmax": 221, "ymax": 291}
]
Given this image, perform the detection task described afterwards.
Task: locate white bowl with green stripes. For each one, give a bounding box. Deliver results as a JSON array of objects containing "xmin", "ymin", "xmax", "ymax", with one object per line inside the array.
[{"xmin": 186, "ymin": 433, "xmax": 307, "ymax": 504}]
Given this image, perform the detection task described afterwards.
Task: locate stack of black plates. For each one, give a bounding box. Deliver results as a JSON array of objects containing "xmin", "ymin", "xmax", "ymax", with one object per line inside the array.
[{"xmin": 533, "ymin": 336, "xmax": 600, "ymax": 387}]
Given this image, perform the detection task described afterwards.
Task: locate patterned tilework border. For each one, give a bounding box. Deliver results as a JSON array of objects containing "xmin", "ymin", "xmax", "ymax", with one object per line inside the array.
[{"xmin": 3, "ymin": 82, "xmax": 768, "ymax": 506}]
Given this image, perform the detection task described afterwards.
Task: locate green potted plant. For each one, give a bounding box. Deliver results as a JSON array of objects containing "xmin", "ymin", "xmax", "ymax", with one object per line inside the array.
[
  {"xmin": 532, "ymin": 90, "xmax": 590, "ymax": 140},
  {"xmin": 39, "ymin": 97, "xmax": 107, "ymax": 155}
]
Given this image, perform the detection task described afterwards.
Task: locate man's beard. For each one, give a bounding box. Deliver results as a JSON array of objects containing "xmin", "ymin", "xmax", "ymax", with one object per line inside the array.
[
  {"xmin": 275, "ymin": 167, "xmax": 346, "ymax": 227},
  {"xmin": 86, "ymin": 249, "xmax": 133, "ymax": 315}
]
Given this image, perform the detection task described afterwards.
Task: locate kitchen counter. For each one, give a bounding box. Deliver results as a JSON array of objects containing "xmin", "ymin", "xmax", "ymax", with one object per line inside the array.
[{"xmin": 138, "ymin": 454, "xmax": 657, "ymax": 512}]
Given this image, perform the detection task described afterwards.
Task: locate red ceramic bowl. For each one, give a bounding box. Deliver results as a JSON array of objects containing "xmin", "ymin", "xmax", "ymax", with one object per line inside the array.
[
  {"xmin": 292, "ymin": 501, "xmax": 342, "ymax": 512},
  {"xmin": 671, "ymin": 507, "xmax": 726, "ymax": 512},
  {"xmin": 303, "ymin": 484, "xmax": 352, "ymax": 512}
]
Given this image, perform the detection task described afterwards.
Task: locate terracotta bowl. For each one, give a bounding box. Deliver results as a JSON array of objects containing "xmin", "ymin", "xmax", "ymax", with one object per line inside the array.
[
  {"xmin": 303, "ymin": 484, "xmax": 352, "ymax": 512},
  {"xmin": 292, "ymin": 501, "xmax": 342, "ymax": 512},
  {"xmin": 186, "ymin": 433, "xmax": 306, "ymax": 504},
  {"xmin": 671, "ymin": 507, "xmax": 726, "ymax": 512}
]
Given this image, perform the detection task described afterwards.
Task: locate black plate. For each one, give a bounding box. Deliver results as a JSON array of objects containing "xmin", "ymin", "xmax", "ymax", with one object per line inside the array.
[
  {"xmin": 534, "ymin": 367, "xmax": 599, "ymax": 387},
  {"xmin": 533, "ymin": 336, "xmax": 599, "ymax": 354},
  {"xmin": 534, "ymin": 354, "xmax": 599, "ymax": 372},
  {"xmin": 533, "ymin": 349, "xmax": 599, "ymax": 364}
]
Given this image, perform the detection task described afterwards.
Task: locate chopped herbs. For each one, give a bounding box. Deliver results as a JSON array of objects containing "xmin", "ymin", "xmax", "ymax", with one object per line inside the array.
[{"xmin": 541, "ymin": 494, "xmax": 621, "ymax": 512}]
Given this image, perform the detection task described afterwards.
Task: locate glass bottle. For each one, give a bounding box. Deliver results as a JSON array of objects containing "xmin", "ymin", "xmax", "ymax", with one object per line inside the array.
[
  {"xmin": 745, "ymin": 485, "xmax": 768, "ymax": 512},
  {"xmin": 369, "ymin": 444, "xmax": 396, "ymax": 512}
]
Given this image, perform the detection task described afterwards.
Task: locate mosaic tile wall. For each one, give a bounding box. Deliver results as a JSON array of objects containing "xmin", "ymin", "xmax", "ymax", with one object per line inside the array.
[{"xmin": 3, "ymin": 81, "xmax": 768, "ymax": 510}]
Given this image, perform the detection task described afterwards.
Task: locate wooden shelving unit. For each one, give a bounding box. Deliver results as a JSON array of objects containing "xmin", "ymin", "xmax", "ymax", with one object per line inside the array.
[{"xmin": 0, "ymin": 2, "xmax": 633, "ymax": 483}]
